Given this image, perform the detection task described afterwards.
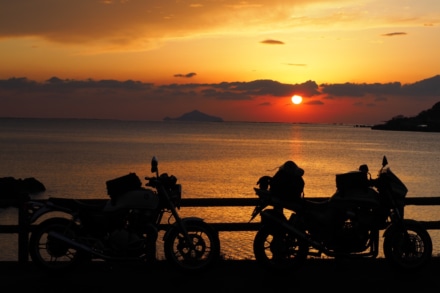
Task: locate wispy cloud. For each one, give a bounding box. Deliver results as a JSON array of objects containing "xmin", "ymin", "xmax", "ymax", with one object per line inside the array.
[
  {"xmin": 174, "ymin": 73, "xmax": 197, "ymax": 78},
  {"xmin": 381, "ymin": 32, "xmax": 407, "ymax": 37},
  {"xmin": 260, "ymin": 39, "xmax": 285, "ymax": 45}
]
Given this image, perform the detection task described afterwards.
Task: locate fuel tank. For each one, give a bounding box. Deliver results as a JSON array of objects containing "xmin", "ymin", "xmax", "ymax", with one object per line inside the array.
[
  {"xmin": 103, "ymin": 189, "xmax": 159, "ymax": 212},
  {"xmin": 329, "ymin": 188, "xmax": 382, "ymax": 207}
]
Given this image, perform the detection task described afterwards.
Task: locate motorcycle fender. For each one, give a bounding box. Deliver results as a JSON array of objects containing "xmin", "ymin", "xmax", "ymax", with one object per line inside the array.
[
  {"xmin": 27, "ymin": 201, "xmax": 72, "ymax": 224},
  {"xmin": 162, "ymin": 217, "xmax": 217, "ymax": 241},
  {"xmin": 382, "ymin": 219, "xmax": 423, "ymax": 238},
  {"xmin": 260, "ymin": 209, "xmax": 287, "ymax": 225}
]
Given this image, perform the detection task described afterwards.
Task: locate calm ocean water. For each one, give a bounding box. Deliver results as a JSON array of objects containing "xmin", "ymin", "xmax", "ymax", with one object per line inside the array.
[{"xmin": 1, "ymin": 118, "xmax": 440, "ymax": 260}]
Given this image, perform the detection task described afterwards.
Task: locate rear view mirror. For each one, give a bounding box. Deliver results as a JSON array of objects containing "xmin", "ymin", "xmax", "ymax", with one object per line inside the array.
[{"xmin": 151, "ymin": 156, "xmax": 158, "ymax": 173}]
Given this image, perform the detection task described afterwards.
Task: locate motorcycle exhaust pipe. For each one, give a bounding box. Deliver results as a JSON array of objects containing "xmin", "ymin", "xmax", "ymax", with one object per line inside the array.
[
  {"xmin": 261, "ymin": 211, "xmax": 326, "ymax": 251},
  {"xmin": 47, "ymin": 231, "xmax": 140, "ymax": 261},
  {"xmin": 48, "ymin": 231, "xmax": 106, "ymax": 256}
]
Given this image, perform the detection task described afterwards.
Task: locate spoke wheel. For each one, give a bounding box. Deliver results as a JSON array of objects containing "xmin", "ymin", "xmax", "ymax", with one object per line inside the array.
[
  {"xmin": 253, "ymin": 225, "xmax": 308, "ymax": 272},
  {"xmin": 164, "ymin": 221, "xmax": 220, "ymax": 272},
  {"xmin": 29, "ymin": 218, "xmax": 87, "ymax": 273},
  {"xmin": 383, "ymin": 219, "xmax": 432, "ymax": 271}
]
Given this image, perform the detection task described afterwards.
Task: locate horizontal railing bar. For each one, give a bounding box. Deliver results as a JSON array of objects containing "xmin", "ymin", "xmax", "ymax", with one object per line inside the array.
[
  {"xmin": 0, "ymin": 196, "xmax": 439, "ymax": 264},
  {"xmin": 2, "ymin": 221, "xmax": 440, "ymax": 234},
  {"xmin": 2, "ymin": 196, "xmax": 439, "ymax": 207}
]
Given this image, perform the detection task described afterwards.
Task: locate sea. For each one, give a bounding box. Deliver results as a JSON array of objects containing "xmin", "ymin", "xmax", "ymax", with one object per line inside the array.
[{"xmin": 1, "ymin": 118, "xmax": 440, "ymax": 261}]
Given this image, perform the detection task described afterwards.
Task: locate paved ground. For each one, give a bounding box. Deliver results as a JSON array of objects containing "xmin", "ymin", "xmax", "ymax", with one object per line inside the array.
[{"xmin": 0, "ymin": 258, "xmax": 439, "ymax": 292}]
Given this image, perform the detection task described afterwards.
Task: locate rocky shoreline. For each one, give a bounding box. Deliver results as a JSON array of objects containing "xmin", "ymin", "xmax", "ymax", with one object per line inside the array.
[{"xmin": 371, "ymin": 101, "xmax": 440, "ymax": 132}]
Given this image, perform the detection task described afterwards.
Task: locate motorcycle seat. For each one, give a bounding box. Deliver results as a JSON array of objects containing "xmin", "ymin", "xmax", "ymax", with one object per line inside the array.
[{"xmin": 48, "ymin": 197, "xmax": 107, "ymax": 211}]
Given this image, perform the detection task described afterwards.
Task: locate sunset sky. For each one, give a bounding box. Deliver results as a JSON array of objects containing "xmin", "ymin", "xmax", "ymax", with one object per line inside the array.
[{"xmin": 1, "ymin": 0, "xmax": 439, "ymax": 124}]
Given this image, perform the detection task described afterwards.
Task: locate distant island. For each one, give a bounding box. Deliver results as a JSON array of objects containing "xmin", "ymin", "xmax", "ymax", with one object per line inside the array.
[
  {"xmin": 163, "ymin": 110, "xmax": 224, "ymax": 122},
  {"xmin": 371, "ymin": 101, "xmax": 440, "ymax": 132}
]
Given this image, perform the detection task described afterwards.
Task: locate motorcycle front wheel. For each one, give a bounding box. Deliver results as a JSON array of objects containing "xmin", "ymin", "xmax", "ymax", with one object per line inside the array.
[
  {"xmin": 383, "ymin": 219, "xmax": 432, "ymax": 271},
  {"xmin": 163, "ymin": 220, "xmax": 220, "ymax": 271},
  {"xmin": 253, "ymin": 225, "xmax": 309, "ymax": 272},
  {"xmin": 29, "ymin": 217, "xmax": 89, "ymax": 273}
]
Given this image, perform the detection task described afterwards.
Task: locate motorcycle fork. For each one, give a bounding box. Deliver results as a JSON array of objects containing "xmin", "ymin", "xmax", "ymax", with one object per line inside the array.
[
  {"xmin": 157, "ymin": 185, "xmax": 195, "ymax": 249},
  {"xmin": 387, "ymin": 207, "xmax": 413, "ymax": 246}
]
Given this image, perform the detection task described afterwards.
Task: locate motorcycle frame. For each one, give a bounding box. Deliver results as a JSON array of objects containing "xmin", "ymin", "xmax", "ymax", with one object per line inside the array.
[
  {"xmin": 258, "ymin": 207, "xmax": 382, "ymax": 259},
  {"xmin": 25, "ymin": 174, "xmax": 208, "ymax": 261}
]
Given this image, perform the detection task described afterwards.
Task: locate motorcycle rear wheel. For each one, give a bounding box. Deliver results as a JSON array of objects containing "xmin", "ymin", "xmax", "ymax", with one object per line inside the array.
[
  {"xmin": 29, "ymin": 218, "xmax": 89, "ymax": 273},
  {"xmin": 383, "ymin": 219, "xmax": 432, "ymax": 271},
  {"xmin": 163, "ymin": 221, "xmax": 220, "ymax": 272},
  {"xmin": 253, "ymin": 225, "xmax": 309, "ymax": 272}
]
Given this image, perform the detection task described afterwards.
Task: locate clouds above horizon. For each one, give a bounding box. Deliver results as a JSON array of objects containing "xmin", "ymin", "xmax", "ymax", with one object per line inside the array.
[
  {"xmin": 1, "ymin": 75, "xmax": 439, "ymax": 123},
  {"xmin": 1, "ymin": 0, "xmax": 435, "ymax": 53},
  {"xmin": 2, "ymin": 74, "xmax": 439, "ymax": 99},
  {"xmin": 1, "ymin": 1, "xmax": 439, "ymax": 123}
]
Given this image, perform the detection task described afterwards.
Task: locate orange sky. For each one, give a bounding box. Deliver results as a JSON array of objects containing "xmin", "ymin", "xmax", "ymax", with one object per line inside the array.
[{"xmin": 1, "ymin": 0, "xmax": 439, "ymax": 124}]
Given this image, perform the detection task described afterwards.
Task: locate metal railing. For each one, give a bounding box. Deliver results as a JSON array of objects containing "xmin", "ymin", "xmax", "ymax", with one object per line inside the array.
[{"xmin": 1, "ymin": 196, "xmax": 440, "ymax": 264}]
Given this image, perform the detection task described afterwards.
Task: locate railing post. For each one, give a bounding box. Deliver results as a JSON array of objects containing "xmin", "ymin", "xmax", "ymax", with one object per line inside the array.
[{"xmin": 17, "ymin": 194, "xmax": 29, "ymax": 264}]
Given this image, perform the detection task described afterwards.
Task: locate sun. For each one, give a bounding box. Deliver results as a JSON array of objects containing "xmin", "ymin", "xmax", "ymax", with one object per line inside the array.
[{"xmin": 291, "ymin": 95, "xmax": 303, "ymax": 105}]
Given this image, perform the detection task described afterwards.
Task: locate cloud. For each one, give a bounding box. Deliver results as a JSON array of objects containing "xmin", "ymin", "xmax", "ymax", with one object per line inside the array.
[
  {"xmin": 382, "ymin": 32, "xmax": 407, "ymax": 37},
  {"xmin": 174, "ymin": 72, "xmax": 197, "ymax": 78},
  {"xmin": 305, "ymin": 100, "xmax": 324, "ymax": 105},
  {"xmin": 320, "ymin": 82, "xmax": 402, "ymax": 97},
  {"xmin": 201, "ymin": 89, "xmax": 252, "ymax": 101},
  {"xmin": 1, "ymin": 75, "xmax": 439, "ymax": 124},
  {"xmin": 260, "ymin": 39, "xmax": 285, "ymax": 45},
  {"xmin": 2, "ymin": 76, "xmax": 439, "ymax": 102},
  {"xmin": 2, "ymin": 1, "xmax": 429, "ymax": 53},
  {"xmin": 0, "ymin": 72, "xmax": 440, "ymax": 100},
  {"xmin": 0, "ymin": 1, "xmax": 312, "ymax": 53}
]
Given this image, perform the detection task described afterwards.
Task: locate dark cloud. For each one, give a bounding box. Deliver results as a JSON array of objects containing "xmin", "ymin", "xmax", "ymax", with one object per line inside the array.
[
  {"xmin": 319, "ymin": 76, "xmax": 440, "ymax": 98},
  {"xmin": 374, "ymin": 96, "xmax": 387, "ymax": 102},
  {"xmin": 218, "ymin": 80, "xmax": 319, "ymax": 97},
  {"xmin": 321, "ymin": 82, "xmax": 402, "ymax": 97},
  {"xmin": 1, "ymin": 75, "xmax": 439, "ymax": 123},
  {"xmin": 381, "ymin": 32, "xmax": 407, "ymax": 37},
  {"xmin": 201, "ymin": 89, "xmax": 252, "ymax": 100},
  {"xmin": 0, "ymin": 76, "xmax": 152, "ymax": 93},
  {"xmin": 402, "ymin": 76, "xmax": 440, "ymax": 96},
  {"xmin": 260, "ymin": 39, "xmax": 285, "ymax": 45},
  {"xmin": 2, "ymin": 76, "xmax": 439, "ymax": 101},
  {"xmin": 305, "ymin": 100, "xmax": 324, "ymax": 105},
  {"xmin": 174, "ymin": 72, "xmax": 197, "ymax": 78}
]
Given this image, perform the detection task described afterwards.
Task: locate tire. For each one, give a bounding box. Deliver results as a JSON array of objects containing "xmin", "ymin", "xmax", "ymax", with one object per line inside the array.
[
  {"xmin": 163, "ymin": 221, "xmax": 220, "ymax": 271},
  {"xmin": 29, "ymin": 218, "xmax": 88, "ymax": 273},
  {"xmin": 383, "ymin": 219, "xmax": 432, "ymax": 271},
  {"xmin": 253, "ymin": 225, "xmax": 309, "ymax": 272}
]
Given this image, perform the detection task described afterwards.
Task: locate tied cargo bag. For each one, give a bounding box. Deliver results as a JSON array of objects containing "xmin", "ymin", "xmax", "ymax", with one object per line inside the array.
[
  {"xmin": 106, "ymin": 173, "xmax": 142, "ymax": 201},
  {"xmin": 258, "ymin": 161, "xmax": 305, "ymax": 201}
]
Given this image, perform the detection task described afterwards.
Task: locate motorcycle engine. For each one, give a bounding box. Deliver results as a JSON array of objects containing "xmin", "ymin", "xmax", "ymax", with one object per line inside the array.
[
  {"xmin": 330, "ymin": 212, "xmax": 371, "ymax": 252},
  {"xmin": 109, "ymin": 229, "xmax": 145, "ymax": 255}
]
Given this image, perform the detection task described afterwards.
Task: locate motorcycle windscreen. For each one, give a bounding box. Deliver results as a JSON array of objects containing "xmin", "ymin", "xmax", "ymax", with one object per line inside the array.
[{"xmin": 385, "ymin": 168, "xmax": 408, "ymax": 198}]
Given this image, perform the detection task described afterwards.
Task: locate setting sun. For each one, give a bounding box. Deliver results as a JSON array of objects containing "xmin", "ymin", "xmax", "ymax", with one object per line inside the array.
[{"xmin": 291, "ymin": 95, "xmax": 303, "ymax": 105}]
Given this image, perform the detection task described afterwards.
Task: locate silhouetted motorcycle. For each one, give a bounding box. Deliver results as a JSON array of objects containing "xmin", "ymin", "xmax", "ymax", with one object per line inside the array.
[
  {"xmin": 250, "ymin": 156, "xmax": 432, "ymax": 271},
  {"xmin": 26, "ymin": 156, "xmax": 220, "ymax": 272}
]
